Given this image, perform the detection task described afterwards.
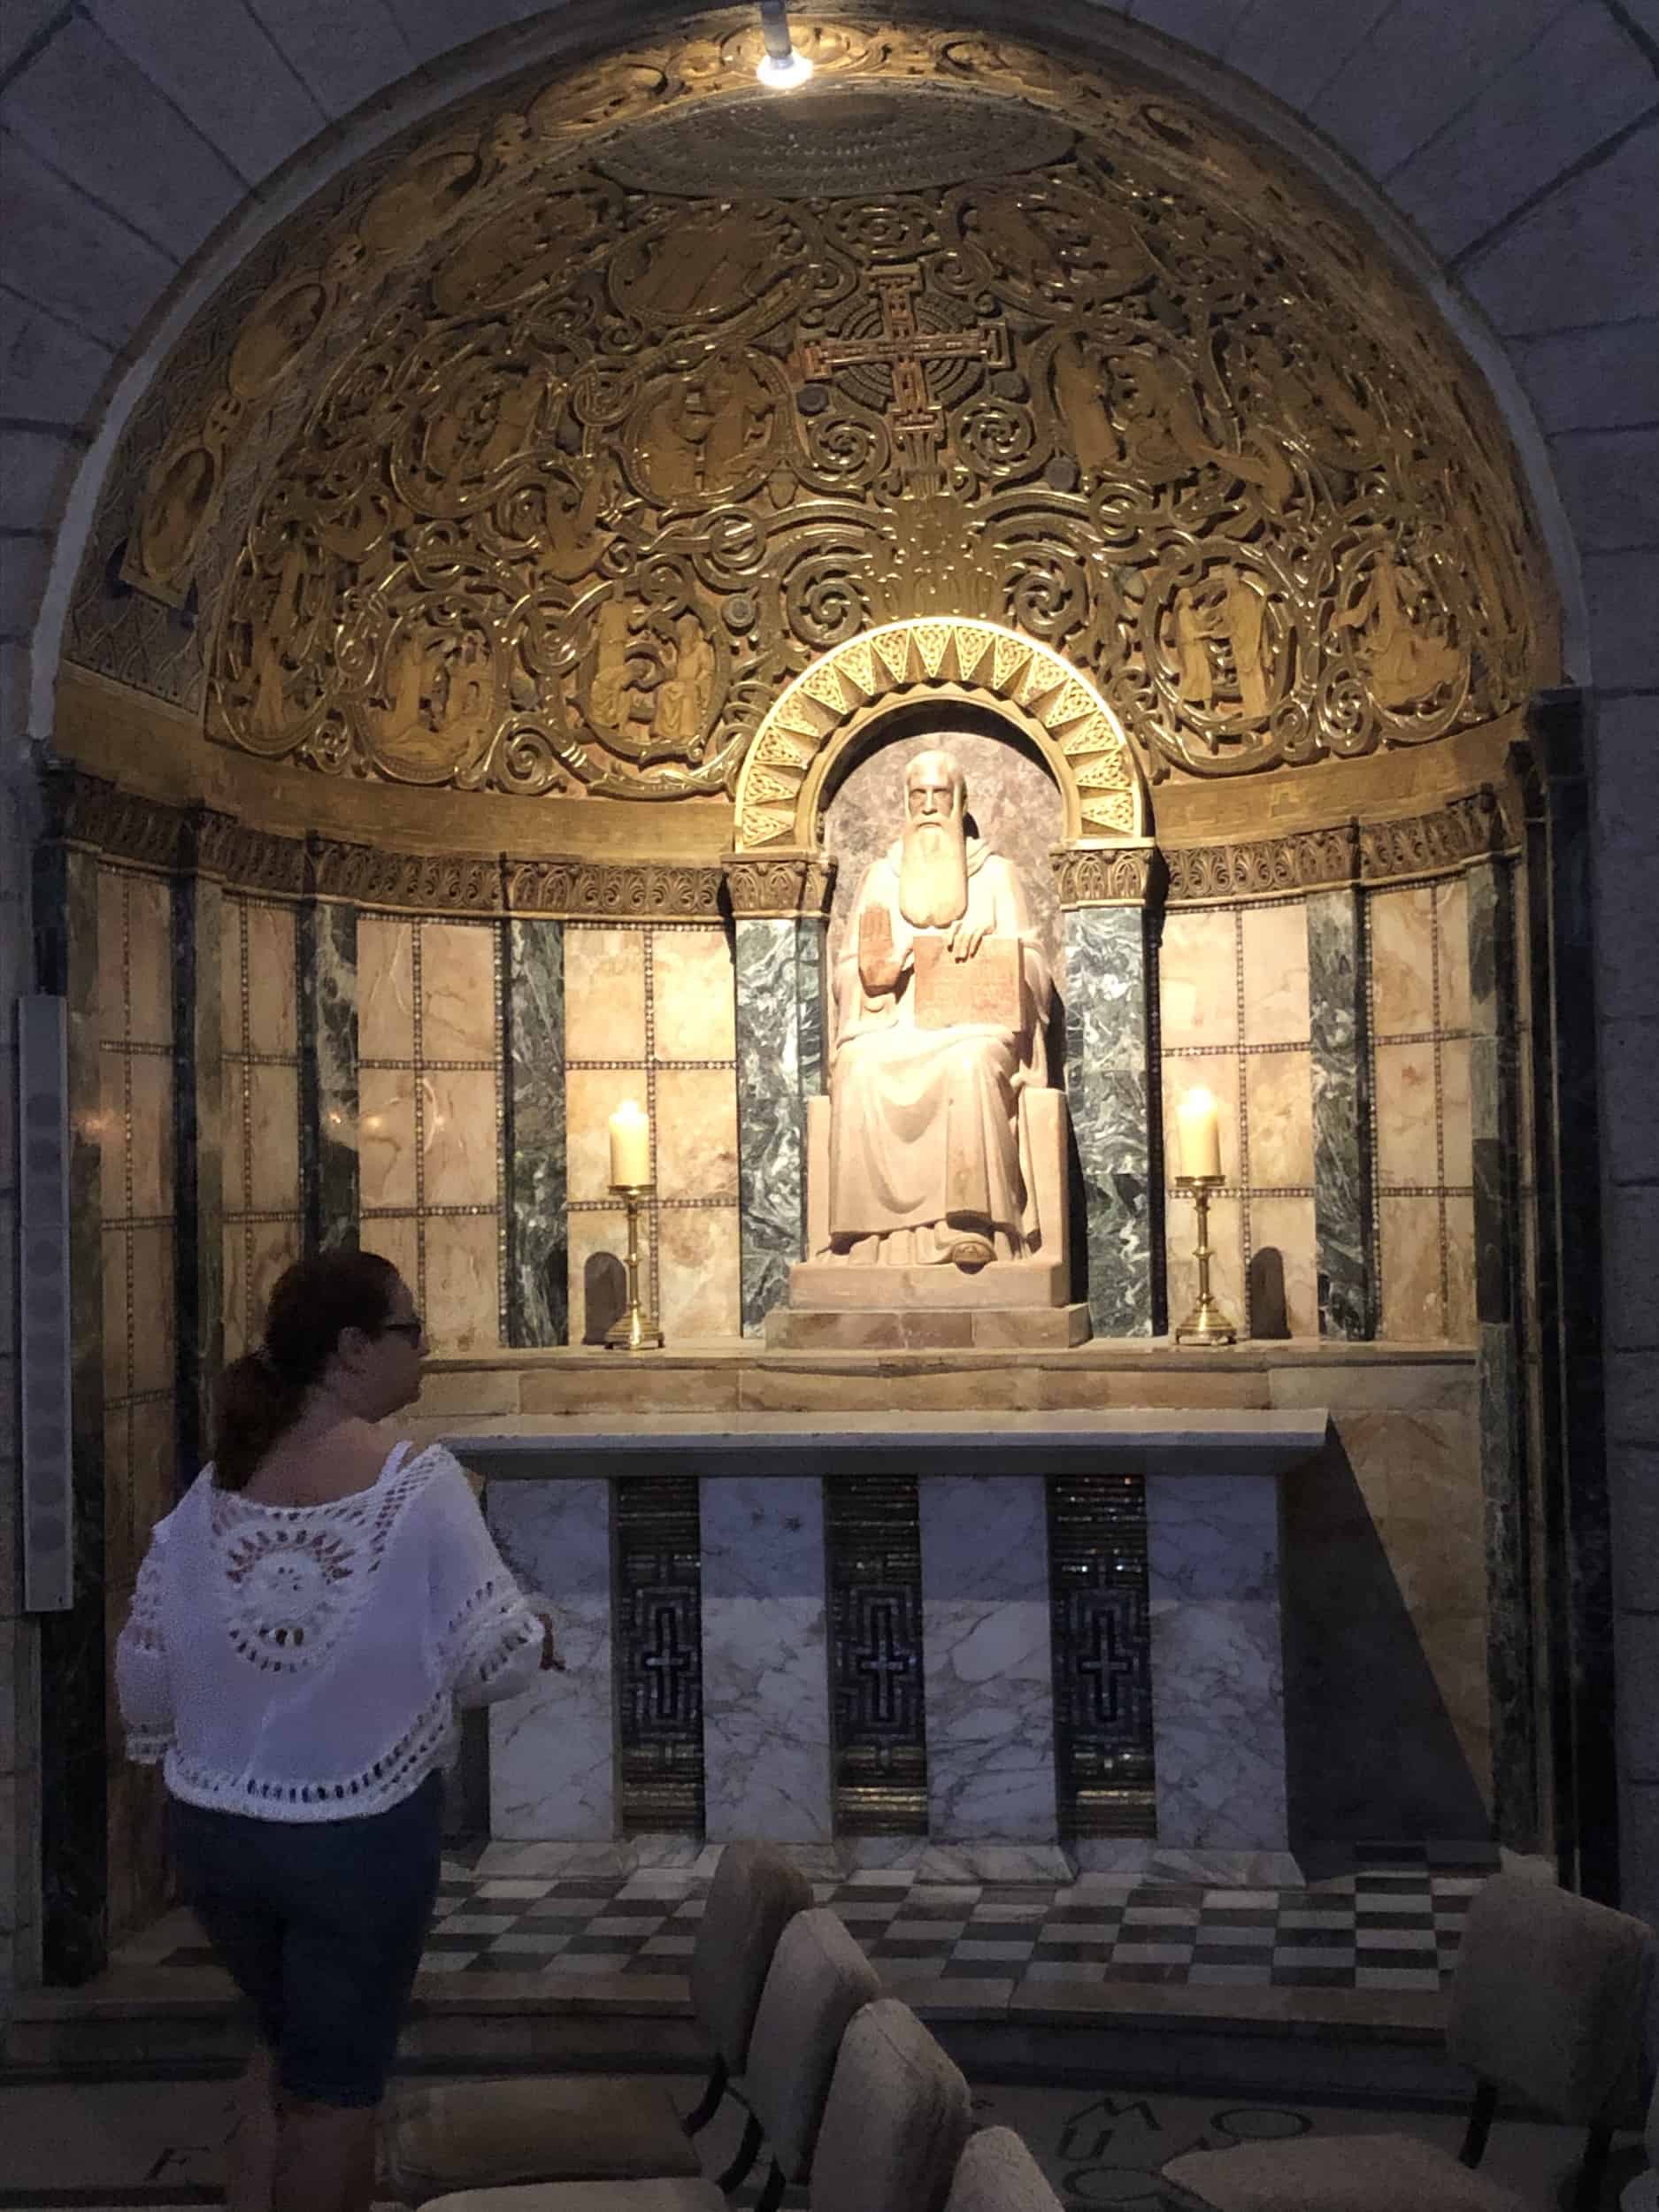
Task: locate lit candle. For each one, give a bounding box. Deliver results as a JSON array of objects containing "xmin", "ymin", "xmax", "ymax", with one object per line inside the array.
[
  {"xmin": 609, "ymin": 1098, "xmax": 651, "ymax": 1187},
  {"xmin": 1176, "ymin": 1087, "xmax": 1222, "ymax": 1179}
]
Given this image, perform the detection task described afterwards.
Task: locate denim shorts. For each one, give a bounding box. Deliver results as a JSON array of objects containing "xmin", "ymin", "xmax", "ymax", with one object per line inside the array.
[{"xmin": 168, "ymin": 1768, "xmax": 443, "ymax": 2108}]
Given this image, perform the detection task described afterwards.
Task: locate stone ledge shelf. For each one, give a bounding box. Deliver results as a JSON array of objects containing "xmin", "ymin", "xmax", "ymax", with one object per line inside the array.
[
  {"xmin": 455, "ymin": 1409, "xmax": 1328, "ymax": 1878},
  {"xmin": 446, "ymin": 1408, "xmax": 1329, "ymax": 1481}
]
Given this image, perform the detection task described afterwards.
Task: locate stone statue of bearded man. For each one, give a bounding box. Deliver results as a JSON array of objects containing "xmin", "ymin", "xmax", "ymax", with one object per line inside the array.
[{"xmin": 827, "ymin": 748, "xmax": 1054, "ymax": 1270}]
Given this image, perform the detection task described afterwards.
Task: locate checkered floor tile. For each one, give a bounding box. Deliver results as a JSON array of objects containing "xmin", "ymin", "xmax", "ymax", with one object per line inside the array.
[{"xmin": 136, "ymin": 1846, "xmax": 1497, "ymax": 1994}]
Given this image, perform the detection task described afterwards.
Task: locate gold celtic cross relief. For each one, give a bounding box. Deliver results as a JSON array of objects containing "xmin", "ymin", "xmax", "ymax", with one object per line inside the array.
[{"xmin": 799, "ymin": 264, "xmax": 1010, "ymax": 495}]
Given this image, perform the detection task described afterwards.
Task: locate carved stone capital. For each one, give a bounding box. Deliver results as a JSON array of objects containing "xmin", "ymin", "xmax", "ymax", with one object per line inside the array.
[
  {"xmin": 40, "ymin": 768, "xmax": 188, "ymax": 872},
  {"xmin": 196, "ymin": 809, "xmax": 307, "ymax": 895},
  {"xmin": 722, "ymin": 850, "xmax": 837, "ymax": 919},
  {"xmin": 504, "ymin": 856, "xmax": 725, "ymax": 921},
  {"xmin": 306, "ymin": 838, "xmax": 504, "ymax": 914},
  {"xmin": 1360, "ymin": 788, "xmax": 1512, "ymax": 883},
  {"xmin": 1051, "ymin": 841, "xmax": 1162, "ymax": 909},
  {"xmin": 1163, "ymin": 823, "xmax": 1361, "ymax": 903}
]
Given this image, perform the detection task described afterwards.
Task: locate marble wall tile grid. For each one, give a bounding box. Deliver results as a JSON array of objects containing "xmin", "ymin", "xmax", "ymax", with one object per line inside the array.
[
  {"xmin": 94, "ymin": 863, "xmax": 177, "ymax": 1947},
  {"xmin": 130, "ymin": 1852, "xmax": 1495, "ymax": 1994},
  {"xmin": 1156, "ymin": 902, "xmax": 1319, "ymax": 1340},
  {"xmin": 1365, "ymin": 880, "xmax": 1476, "ymax": 1343},
  {"xmin": 563, "ymin": 921, "xmax": 741, "ymax": 1344},
  {"xmin": 220, "ymin": 895, "xmax": 303, "ymax": 1363},
  {"xmin": 357, "ymin": 915, "xmax": 506, "ymax": 1354}
]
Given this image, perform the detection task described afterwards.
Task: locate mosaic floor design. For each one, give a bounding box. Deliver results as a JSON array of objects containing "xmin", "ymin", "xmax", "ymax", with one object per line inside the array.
[
  {"xmin": 122, "ymin": 1847, "xmax": 1497, "ymax": 1995},
  {"xmin": 0, "ymin": 2067, "xmax": 1641, "ymax": 2210}
]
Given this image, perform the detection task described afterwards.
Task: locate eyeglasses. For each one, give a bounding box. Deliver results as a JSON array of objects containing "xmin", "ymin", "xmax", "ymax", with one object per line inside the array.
[{"xmin": 380, "ymin": 1317, "xmax": 425, "ymax": 1343}]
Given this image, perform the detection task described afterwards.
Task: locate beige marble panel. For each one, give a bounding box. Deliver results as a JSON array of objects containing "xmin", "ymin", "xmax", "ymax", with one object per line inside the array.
[
  {"xmin": 565, "ymin": 926, "xmax": 647, "ymax": 1062},
  {"xmin": 1035, "ymin": 1364, "xmax": 1273, "ymax": 1410},
  {"xmin": 104, "ymin": 1405, "xmax": 134, "ymax": 1589},
  {"xmin": 656, "ymin": 1067, "xmax": 740, "ymax": 1202},
  {"xmin": 126, "ymin": 873, "xmax": 173, "ymax": 1048},
  {"xmin": 245, "ymin": 903, "xmax": 298, "ymax": 1055},
  {"xmin": 565, "ymin": 1070, "xmax": 644, "ymax": 1203},
  {"xmin": 223, "ymin": 1064, "xmax": 249, "ymax": 1214},
  {"xmin": 1369, "ymin": 885, "xmax": 1435, "ymax": 1037},
  {"xmin": 1435, "ymin": 877, "xmax": 1471, "ymax": 1034},
  {"xmin": 566, "ymin": 1206, "xmax": 629, "ymax": 1344},
  {"xmin": 130, "ymin": 1397, "xmax": 180, "ymax": 1537},
  {"xmin": 243, "ymin": 1219, "xmax": 305, "ymax": 1355},
  {"xmin": 223, "ymin": 1225, "xmax": 249, "ymax": 1361},
  {"xmin": 1164, "ymin": 1191, "xmax": 1245, "ymax": 1339},
  {"xmin": 1247, "ymin": 1194, "xmax": 1318, "ymax": 1338},
  {"xmin": 127, "ymin": 1054, "xmax": 173, "ymax": 1219},
  {"xmin": 1244, "ymin": 1050, "xmax": 1313, "ymax": 1187},
  {"xmin": 1444, "ymin": 1194, "xmax": 1476, "ymax": 1343},
  {"xmin": 220, "ymin": 899, "xmax": 246, "ymax": 1054},
  {"xmin": 1379, "ymin": 1195, "xmax": 1444, "ymax": 1340},
  {"xmin": 247, "ymin": 1064, "xmax": 300, "ymax": 1214},
  {"xmin": 739, "ymin": 1363, "xmax": 1043, "ymax": 1415},
  {"xmin": 421, "ymin": 920, "xmax": 498, "ymax": 1061},
  {"xmin": 358, "ymin": 917, "xmax": 415, "ymax": 1062},
  {"xmin": 423, "ymin": 1067, "xmax": 500, "ymax": 1208},
  {"xmin": 103, "ymin": 1226, "xmax": 129, "ymax": 1400},
  {"xmin": 97, "ymin": 868, "xmax": 126, "ymax": 1042},
  {"xmin": 653, "ymin": 929, "xmax": 737, "ymax": 1061},
  {"xmin": 423, "ymin": 1212, "xmax": 501, "ymax": 1354},
  {"xmin": 1440, "ymin": 1037, "xmax": 1472, "ymax": 1190},
  {"xmin": 1374, "ymin": 1041, "xmax": 1439, "ymax": 1189},
  {"xmin": 521, "ymin": 1360, "xmax": 740, "ymax": 1415},
  {"xmin": 1240, "ymin": 902, "xmax": 1310, "ymax": 1045},
  {"xmin": 97, "ymin": 1048, "xmax": 127, "ymax": 1218},
  {"xmin": 129, "ymin": 1226, "xmax": 175, "ymax": 1395},
  {"xmin": 364, "ymin": 1214, "xmax": 420, "ymax": 1303},
  {"xmin": 658, "ymin": 1206, "xmax": 741, "ymax": 1340},
  {"xmin": 1156, "ymin": 909, "xmax": 1238, "ymax": 1049},
  {"xmin": 359, "ymin": 1067, "xmax": 419, "ymax": 1210},
  {"xmin": 1161, "ymin": 1052, "xmax": 1240, "ymax": 1186}
]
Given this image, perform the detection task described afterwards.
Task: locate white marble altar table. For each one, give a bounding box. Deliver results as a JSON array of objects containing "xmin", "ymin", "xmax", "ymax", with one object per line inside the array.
[{"xmin": 449, "ymin": 1410, "xmax": 1329, "ymax": 1877}]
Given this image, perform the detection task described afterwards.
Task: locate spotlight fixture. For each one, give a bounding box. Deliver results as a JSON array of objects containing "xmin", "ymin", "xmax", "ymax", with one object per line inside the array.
[{"xmin": 757, "ymin": 0, "xmax": 813, "ymax": 88}]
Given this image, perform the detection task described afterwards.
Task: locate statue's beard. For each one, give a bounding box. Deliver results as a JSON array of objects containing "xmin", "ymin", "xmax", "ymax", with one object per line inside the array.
[{"xmin": 899, "ymin": 818, "xmax": 968, "ymax": 929}]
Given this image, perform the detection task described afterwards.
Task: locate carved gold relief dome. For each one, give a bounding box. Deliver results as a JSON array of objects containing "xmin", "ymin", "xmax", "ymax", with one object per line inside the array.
[{"xmin": 69, "ymin": 13, "xmax": 1550, "ymax": 817}]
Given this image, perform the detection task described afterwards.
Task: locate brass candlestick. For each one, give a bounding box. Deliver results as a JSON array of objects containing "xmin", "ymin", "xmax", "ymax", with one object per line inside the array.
[
  {"xmin": 1173, "ymin": 1172, "xmax": 1237, "ymax": 1346},
  {"xmin": 605, "ymin": 1181, "xmax": 663, "ymax": 1351}
]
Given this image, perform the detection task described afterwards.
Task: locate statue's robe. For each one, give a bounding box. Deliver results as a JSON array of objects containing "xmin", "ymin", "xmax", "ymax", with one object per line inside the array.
[{"xmin": 828, "ymin": 837, "xmax": 1052, "ymax": 1263}]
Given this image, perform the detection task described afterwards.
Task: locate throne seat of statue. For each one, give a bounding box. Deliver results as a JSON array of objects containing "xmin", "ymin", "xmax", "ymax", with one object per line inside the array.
[{"xmin": 764, "ymin": 1083, "xmax": 1085, "ymax": 1347}]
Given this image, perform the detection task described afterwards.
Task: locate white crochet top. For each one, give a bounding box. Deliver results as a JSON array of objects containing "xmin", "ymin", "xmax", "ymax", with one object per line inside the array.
[{"xmin": 115, "ymin": 1440, "xmax": 546, "ymax": 1821}]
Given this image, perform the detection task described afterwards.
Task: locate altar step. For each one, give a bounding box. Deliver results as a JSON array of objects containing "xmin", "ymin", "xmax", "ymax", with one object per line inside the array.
[{"xmin": 0, "ymin": 1964, "xmax": 1462, "ymax": 2108}]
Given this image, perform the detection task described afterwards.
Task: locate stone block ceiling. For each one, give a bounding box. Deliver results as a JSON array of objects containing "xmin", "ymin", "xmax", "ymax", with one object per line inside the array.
[{"xmin": 64, "ymin": 15, "xmax": 1549, "ymax": 809}]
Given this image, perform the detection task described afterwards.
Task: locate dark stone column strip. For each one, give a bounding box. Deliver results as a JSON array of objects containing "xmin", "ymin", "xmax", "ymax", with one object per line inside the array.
[
  {"xmin": 1063, "ymin": 903, "xmax": 1156, "ymax": 1338},
  {"xmin": 734, "ymin": 916, "xmax": 806, "ymax": 1336},
  {"xmin": 504, "ymin": 917, "xmax": 566, "ymax": 1346},
  {"xmin": 31, "ymin": 841, "xmax": 108, "ymax": 1985},
  {"xmin": 172, "ymin": 861, "xmax": 222, "ymax": 1484},
  {"xmin": 1307, "ymin": 886, "xmax": 1376, "ymax": 1339},
  {"xmin": 1468, "ymin": 857, "xmax": 1539, "ymax": 1852},
  {"xmin": 297, "ymin": 894, "xmax": 358, "ymax": 1254}
]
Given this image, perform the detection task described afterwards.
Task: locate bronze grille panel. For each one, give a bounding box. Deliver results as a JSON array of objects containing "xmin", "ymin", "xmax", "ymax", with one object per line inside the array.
[
  {"xmin": 615, "ymin": 1475, "xmax": 703, "ymax": 1834},
  {"xmin": 1048, "ymin": 1474, "xmax": 1156, "ymax": 1838},
  {"xmin": 826, "ymin": 1473, "xmax": 928, "ymax": 1835}
]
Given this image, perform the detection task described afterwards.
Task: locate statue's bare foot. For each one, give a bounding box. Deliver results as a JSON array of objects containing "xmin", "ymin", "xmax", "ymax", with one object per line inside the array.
[{"xmin": 948, "ymin": 1234, "xmax": 995, "ymax": 1271}]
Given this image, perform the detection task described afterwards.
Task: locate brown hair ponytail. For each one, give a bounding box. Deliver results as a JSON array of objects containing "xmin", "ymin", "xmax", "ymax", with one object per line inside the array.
[{"xmin": 212, "ymin": 1249, "xmax": 401, "ymax": 1489}]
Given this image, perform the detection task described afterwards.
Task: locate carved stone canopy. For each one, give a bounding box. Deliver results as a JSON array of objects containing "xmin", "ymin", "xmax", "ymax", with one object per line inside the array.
[{"xmin": 67, "ymin": 9, "xmax": 1549, "ymax": 829}]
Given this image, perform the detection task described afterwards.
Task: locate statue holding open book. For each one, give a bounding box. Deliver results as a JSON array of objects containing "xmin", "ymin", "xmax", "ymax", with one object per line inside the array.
[{"xmin": 823, "ymin": 747, "xmax": 1057, "ymax": 1272}]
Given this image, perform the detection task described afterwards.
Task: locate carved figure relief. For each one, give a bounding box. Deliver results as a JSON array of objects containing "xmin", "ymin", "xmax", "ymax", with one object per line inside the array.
[{"xmin": 70, "ymin": 19, "xmax": 1540, "ymax": 798}]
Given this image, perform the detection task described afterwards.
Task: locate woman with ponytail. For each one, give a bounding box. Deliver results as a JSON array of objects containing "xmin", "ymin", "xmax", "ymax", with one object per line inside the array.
[{"xmin": 116, "ymin": 1250, "xmax": 563, "ymax": 2212}]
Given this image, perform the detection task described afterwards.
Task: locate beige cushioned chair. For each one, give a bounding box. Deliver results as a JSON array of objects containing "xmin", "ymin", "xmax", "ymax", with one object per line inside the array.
[
  {"xmin": 418, "ymin": 1995, "xmax": 973, "ymax": 2212},
  {"xmin": 1163, "ymin": 1872, "xmax": 1654, "ymax": 2212},
  {"xmin": 380, "ymin": 1844, "xmax": 810, "ymax": 2203},
  {"xmin": 945, "ymin": 2127, "xmax": 1065, "ymax": 2212}
]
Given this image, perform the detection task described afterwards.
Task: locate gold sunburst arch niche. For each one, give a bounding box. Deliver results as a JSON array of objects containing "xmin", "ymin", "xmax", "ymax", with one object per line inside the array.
[{"xmin": 733, "ymin": 618, "xmax": 1144, "ymax": 852}]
